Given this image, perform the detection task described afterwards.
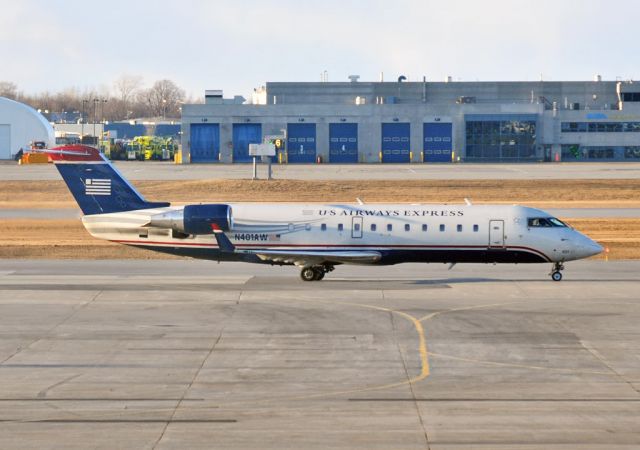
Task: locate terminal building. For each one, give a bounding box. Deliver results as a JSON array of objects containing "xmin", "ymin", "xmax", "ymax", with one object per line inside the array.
[{"xmin": 180, "ymin": 77, "xmax": 640, "ymax": 163}]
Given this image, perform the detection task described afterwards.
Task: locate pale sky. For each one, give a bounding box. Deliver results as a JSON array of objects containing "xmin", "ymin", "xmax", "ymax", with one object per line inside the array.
[{"xmin": 1, "ymin": 0, "xmax": 638, "ymax": 99}]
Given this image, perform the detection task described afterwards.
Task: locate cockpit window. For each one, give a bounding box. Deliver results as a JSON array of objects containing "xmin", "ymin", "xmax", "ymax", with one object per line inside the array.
[
  {"xmin": 527, "ymin": 217, "xmax": 568, "ymax": 228},
  {"xmin": 548, "ymin": 218, "xmax": 568, "ymax": 227}
]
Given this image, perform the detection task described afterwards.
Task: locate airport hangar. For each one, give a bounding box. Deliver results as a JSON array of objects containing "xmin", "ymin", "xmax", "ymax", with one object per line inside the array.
[
  {"xmin": 180, "ymin": 77, "xmax": 640, "ymax": 164},
  {"xmin": 0, "ymin": 97, "xmax": 54, "ymax": 159}
]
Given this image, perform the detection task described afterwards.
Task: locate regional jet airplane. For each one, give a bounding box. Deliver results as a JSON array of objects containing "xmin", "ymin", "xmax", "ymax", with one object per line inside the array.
[{"xmin": 47, "ymin": 145, "xmax": 603, "ymax": 282}]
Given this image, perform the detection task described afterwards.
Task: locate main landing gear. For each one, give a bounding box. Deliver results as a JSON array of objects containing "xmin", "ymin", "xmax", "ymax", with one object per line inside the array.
[
  {"xmin": 300, "ymin": 265, "xmax": 334, "ymax": 282},
  {"xmin": 550, "ymin": 262, "xmax": 565, "ymax": 282}
]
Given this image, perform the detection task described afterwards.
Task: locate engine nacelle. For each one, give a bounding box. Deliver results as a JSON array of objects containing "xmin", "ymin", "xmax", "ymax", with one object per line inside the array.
[{"xmin": 148, "ymin": 204, "xmax": 233, "ymax": 235}]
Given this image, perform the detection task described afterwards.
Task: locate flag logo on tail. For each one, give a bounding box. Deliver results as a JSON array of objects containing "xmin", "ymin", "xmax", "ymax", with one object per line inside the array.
[{"xmin": 85, "ymin": 178, "xmax": 111, "ymax": 196}]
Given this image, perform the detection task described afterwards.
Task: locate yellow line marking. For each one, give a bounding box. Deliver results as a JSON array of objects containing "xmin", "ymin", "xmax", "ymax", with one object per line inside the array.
[
  {"xmin": 210, "ymin": 297, "xmax": 431, "ymax": 407},
  {"xmin": 332, "ymin": 300, "xmax": 430, "ymax": 381}
]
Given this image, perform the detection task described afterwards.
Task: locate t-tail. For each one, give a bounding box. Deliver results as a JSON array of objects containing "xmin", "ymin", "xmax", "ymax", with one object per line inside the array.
[{"xmin": 46, "ymin": 145, "xmax": 170, "ymax": 215}]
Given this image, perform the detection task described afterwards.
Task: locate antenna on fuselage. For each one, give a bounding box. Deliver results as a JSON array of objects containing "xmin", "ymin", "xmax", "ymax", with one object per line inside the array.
[
  {"xmin": 356, "ymin": 198, "xmax": 365, "ymax": 205},
  {"xmin": 464, "ymin": 198, "xmax": 472, "ymax": 206}
]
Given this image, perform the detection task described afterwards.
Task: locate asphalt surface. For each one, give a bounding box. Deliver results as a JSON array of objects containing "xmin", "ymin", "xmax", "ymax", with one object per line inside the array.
[
  {"xmin": 3, "ymin": 160, "xmax": 640, "ymax": 181},
  {"xmin": 0, "ymin": 259, "xmax": 639, "ymax": 449}
]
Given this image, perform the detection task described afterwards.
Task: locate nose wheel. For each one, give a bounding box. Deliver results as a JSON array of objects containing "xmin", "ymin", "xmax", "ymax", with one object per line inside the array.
[{"xmin": 550, "ymin": 262, "xmax": 565, "ymax": 282}]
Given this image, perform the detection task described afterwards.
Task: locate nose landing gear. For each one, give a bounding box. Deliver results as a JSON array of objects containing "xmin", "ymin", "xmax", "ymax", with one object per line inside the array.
[
  {"xmin": 300, "ymin": 264, "xmax": 334, "ymax": 281},
  {"xmin": 550, "ymin": 262, "xmax": 565, "ymax": 281}
]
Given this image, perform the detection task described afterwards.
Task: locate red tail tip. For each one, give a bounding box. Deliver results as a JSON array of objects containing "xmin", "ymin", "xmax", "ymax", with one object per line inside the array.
[{"xmin": 47, "ymin": 145, "xmax": 103, "ymax": 162}]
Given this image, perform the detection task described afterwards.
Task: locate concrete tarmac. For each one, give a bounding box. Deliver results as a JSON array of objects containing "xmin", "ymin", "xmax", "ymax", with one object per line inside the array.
[
  {"xmin": 0, "ymin": 259, "xmax": 639, "ymax": 449},
  {"xmin": 3, "ymin": 160, "xmax": 640, "ymax": 181}
]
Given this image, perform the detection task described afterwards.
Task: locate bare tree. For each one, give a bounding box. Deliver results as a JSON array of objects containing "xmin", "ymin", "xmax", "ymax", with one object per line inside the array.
[
  {"xmin": 0, "ymin": 81, "xmax": 18, "ymax": 99},
  {"xmin": 113, "ymin": 75, "xmax": 143, "ymax": 119},
  {"xmin": 142, "ymin": 79, "xmax": 185, "ymax": 118},
  {"xmin": 1, "ymin": 76, "xmax": 190, "ymax": 122}
]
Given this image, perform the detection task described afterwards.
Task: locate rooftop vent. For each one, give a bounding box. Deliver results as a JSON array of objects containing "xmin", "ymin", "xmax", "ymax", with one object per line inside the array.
[
  {"xmin": 205, "ymin": 90, "xmax": 223, "ymax": 98},
  {"xmin": 348, "ymin": 75, "xmax": 360, "ymax": 82}
]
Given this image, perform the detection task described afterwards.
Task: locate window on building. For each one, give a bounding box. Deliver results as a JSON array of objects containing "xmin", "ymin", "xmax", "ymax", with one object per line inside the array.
[
  {"xmin": 422, "ymin": 224, "xmax": 428, "ymax": 232},
  {"xmin": 404, "ymin": 224, "xmax": 410, "ymax": 232},
  {"xmin": 338, "ymin": 223, "xmax": 344, "ymax": 231},
  {"xmin": 625, "ymin": 147, "xmax": 640, "ymax": 159},
  {"xmin": 623, "ymin": 92, "xmax": 640, "ymax": 102},
  {"xmin": 465, "ymin": 118, "xmax": 537, "ymax": 161},
  {"xmin": 439, "ymin": 224, "xmax": 445, "ymax": 232}
]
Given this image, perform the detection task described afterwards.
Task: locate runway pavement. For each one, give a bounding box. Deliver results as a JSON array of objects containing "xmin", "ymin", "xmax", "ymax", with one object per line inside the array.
[
  {"xmin": 3, "ymin": 160, "xmax": 640, "ymax": 181},
  {"xmin": 0, "ymin": 259, "xmax": 639, "ymax": 449}
]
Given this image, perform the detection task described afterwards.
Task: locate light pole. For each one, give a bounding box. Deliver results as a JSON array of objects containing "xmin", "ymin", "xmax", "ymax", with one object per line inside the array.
[
  {"xmin": 100, "ymin": 99, "xmax": 107, "ymax": 123},
  {"xmin": 93, "ymin": 98, "xmax": 99, "ymax": 143},
  {"xmin": 81, "ymin": 99, "xmax": 88, "ymax": 139},
  {"xmin": 100, "ymin": 99, "xmax": 108, "ymax": 142}
]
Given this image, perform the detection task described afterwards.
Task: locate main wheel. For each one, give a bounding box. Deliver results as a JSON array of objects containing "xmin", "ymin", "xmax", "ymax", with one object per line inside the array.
[
  {"xmin": 300, "ymin": 267, "xmax": 317, "ymax": 282},
  {"xmin": 313, "ymin": 268, "xmax": 325, "ymax": 280},
  {"xmin": 551, "ymin": 271, "xmax": 563, "ymax": 282}
]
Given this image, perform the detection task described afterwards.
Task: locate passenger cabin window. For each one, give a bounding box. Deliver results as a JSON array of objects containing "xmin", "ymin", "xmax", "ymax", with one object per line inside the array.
[
  {"xmin": 354, "ymin": 223, "xmax": 360, "ymax": 231},
  {"xmin": 338, "ymin": 223, "xmax": 344, "ymax": 231},
  {"xmin": 371, "ymin": 224, "xmax": 377, "ymax": 232},
  {"xmin": 439, "ymin": 224, "xmax": 445, "ymax": 232},
  {"xmin": 422, "ymin": 224, "xmax": 428, "ymax": 232},
  {"xmin": 527, "ymin": 217, "xmax": 568, "ymax": 228},
  {"xmin": 404, "ymin": 224, "xmax": 410, "ymax": 232},
  {"xmin": 321, "ymin": 224, "xmax": 327, "ymax": 231},
  {"xmin": 305, "ymin": 224, "xmax": 311, "ymax": 231},
  {"xmin": 473, "ymin": 224, "xmax": 479, "ymax": 232},
  {"xmin": 457, "ymin": 224, "xmax": 463, "ymax": 232},
  {"xmin": 387, "ymin": 224, "xmax": 393, "ymax": 232}
]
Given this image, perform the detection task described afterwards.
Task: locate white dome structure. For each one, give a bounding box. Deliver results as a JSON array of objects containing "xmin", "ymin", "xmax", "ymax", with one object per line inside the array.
[{"xmin": 0, "ymin": 97, "xmax": 54, "ymax": 159}]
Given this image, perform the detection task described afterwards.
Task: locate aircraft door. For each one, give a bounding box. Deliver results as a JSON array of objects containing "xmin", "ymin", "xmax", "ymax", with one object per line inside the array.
[
  {"xmin": 352, "ymin": 217, "xmax": 363, "ymax": 239},
  {"xmin": 489, "ymin": 220, "xmax": 505, "ymax": 248}
]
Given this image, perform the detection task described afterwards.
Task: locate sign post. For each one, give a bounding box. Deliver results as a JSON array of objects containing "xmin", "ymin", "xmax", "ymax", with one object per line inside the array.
[{"xmin": 248, "ymin": 143, "xmax": 276, "ymax": 180}]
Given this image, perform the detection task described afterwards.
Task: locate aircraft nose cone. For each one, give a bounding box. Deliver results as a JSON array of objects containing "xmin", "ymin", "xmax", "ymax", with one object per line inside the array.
[{"xmin": 588, "ymin": 241, "xmax": 604, "ymax": 257}]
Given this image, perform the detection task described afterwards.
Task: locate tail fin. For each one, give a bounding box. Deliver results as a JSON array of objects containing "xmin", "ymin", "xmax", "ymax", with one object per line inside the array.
[{"xmin": 46, "ymin": 145, "xmax": 170, "ymax": 215}]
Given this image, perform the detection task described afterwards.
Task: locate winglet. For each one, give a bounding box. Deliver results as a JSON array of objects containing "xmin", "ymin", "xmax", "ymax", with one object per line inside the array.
[{"xmin": 211, "ymin": 223, "xmax": 235, "ymax": 253}]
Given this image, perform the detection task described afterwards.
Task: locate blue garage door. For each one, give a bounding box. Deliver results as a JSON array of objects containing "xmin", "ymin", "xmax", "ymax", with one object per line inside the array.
[
  {"xmin": 381, "ymin": 123, "xmax": 410, "ymax": 163},
  {"xmin": 329, "ymin": 123, "xmax": 358, "ymax": 163},
  {"xmin": 233, "ymin": 124, "xmax": 262, "ymax": 163},
  {"xmin": 190, "ymin": 123, "xmax": 220, "ymax": 162},
  {"xmin": 423, "ymin": 123, "xmax": 452, "ymax": 163},
  {"xmin": 287, "ymin": 123, "xmax": 316, "ymax": 163}
]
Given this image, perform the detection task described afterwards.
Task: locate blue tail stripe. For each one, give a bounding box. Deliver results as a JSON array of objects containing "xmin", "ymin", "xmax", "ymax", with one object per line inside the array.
[{"xmin": 56, "ymin": 162, "xmax": 169, "ymax": 215}]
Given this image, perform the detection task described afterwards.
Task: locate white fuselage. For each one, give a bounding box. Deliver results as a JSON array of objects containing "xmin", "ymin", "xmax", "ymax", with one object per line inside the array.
[{"xmin": 81, "ymin": 203, "xmax": 602, "ymax": 265}]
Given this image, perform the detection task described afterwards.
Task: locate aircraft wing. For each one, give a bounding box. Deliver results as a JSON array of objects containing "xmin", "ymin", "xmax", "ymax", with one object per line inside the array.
[
  {"xmin": 249, "ymin": 250, "xmax": 382, "ymax": 266},
  {"xmin": 210, "ymin": 227, "xmax": 381, "ymax": 266}
]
